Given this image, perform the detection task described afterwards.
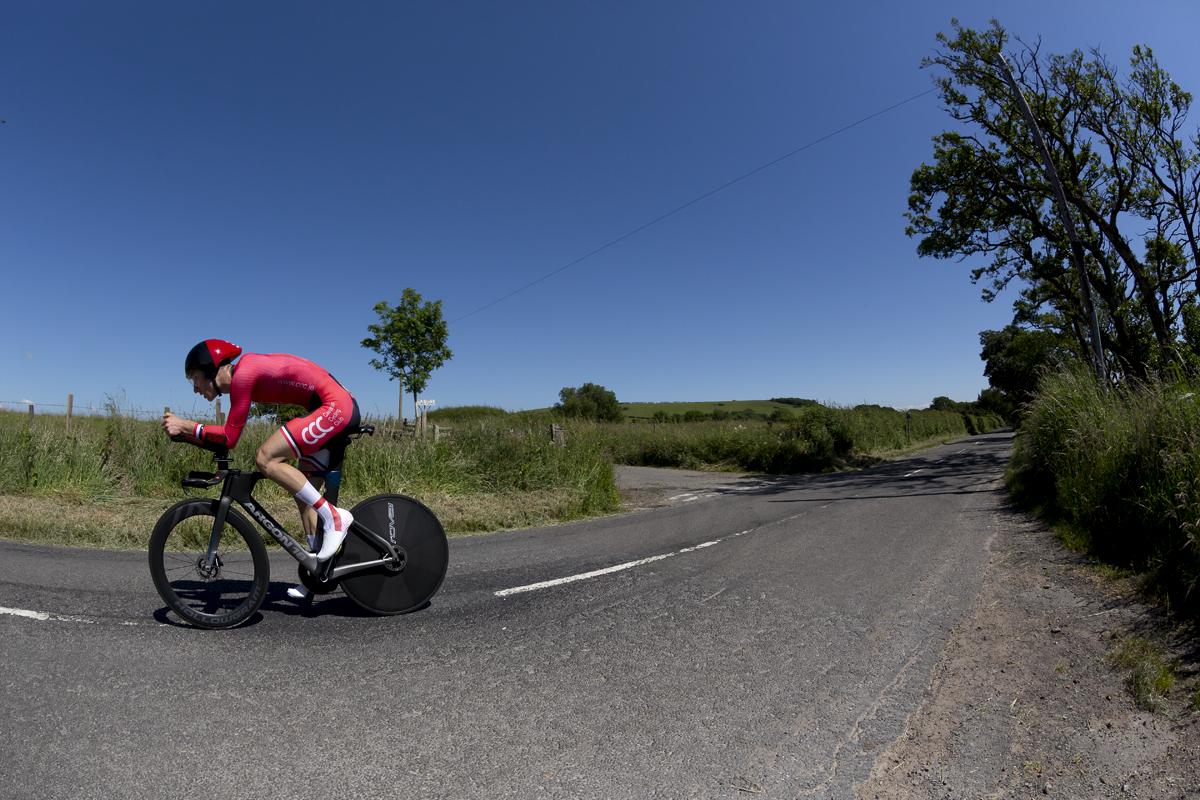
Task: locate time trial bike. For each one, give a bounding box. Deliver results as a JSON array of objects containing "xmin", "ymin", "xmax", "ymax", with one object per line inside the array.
[{"xmin": 148, "ymin": 425, "xmax": 449, "ymax": 629}]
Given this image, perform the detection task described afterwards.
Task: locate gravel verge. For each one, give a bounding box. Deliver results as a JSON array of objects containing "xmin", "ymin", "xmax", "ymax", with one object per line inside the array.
[{"xmin": 856, "ymin": 503, "xmax": 1200, "ymax": 800}]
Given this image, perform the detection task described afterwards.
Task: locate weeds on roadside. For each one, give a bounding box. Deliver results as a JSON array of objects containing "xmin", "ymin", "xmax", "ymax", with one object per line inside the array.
[
  {"xmin": 1107, "ymin": 635, "xmax": 1177, "ymax": 713},
  {"xmin": 1010, "ymin": 366, "xmax": 1200, "ymax": 618}
]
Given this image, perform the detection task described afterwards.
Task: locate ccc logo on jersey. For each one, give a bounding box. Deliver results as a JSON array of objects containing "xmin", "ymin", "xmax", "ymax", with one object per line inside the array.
[{"xmin": 301, "ymin": 417, "xmax": 335, "ymax": 445}]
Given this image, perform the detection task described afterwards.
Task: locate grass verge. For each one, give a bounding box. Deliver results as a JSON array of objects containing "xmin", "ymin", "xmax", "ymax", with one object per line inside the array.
[{"xmin": 1007, "ymin": 365, "xmax": 1200, "ymax": 619}]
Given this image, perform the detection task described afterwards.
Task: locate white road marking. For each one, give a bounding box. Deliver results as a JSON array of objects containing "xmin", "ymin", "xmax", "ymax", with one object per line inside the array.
[
  {"xmin": 494, "ymin": 524, "xmax": 771, "ymax": 599},
  {"xmin": 495, "ymin": 538, "xmax": 725, "ymax": 597},
  {"xmin": 495, "ymin": 553, "xmax": 678, "ymax": 597},
  {"xmin": 666, "ymin": 492, "xmax": 716, "ymax": 503},
  {"xmin": 1, "ymin": 606, "xmax": 49, "ymax": 621},
  {"xmin": 1, "ymin": 606, "xmax": 118, "ymax": 625},
  {"xmin": 903, "ymin": 469, "xmax": 924, "ymax": 477}
]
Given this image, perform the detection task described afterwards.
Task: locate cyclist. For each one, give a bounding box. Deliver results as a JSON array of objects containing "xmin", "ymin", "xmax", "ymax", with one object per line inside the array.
[{"xmin": 163, "ymin": 340, "xmax": 359, "ymax": 584}]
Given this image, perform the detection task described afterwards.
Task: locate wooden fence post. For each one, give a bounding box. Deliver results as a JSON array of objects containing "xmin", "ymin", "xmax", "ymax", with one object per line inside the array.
[
  {"xmin": 28, "ymin": 403, "xmax": 34, "ymax": 422},
  {"xmin": 551, "ymin": 423, "xmax": 564, "ymax": 446},
  {"xmin": 67, "ymin": 395, "xmax": 73, "ymax": 434},
  {"xmin": 216, "ymin": 398, "xmax": 224, "ymax": 426}
]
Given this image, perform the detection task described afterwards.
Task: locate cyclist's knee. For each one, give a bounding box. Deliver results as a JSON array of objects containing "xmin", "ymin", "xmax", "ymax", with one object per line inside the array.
[
  {"xmin": 256, "ymin": 431, "xmax": 296, "ymax": 473},
  {"xmin": 255, "ymin": 444, "xmax": 279, "ymax": 473}
]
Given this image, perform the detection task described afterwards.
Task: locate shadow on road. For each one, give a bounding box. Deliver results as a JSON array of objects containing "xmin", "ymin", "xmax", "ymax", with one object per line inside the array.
[{"xmin": 621, "ymin": 431, "xmax": 1014, "ymax": 508}]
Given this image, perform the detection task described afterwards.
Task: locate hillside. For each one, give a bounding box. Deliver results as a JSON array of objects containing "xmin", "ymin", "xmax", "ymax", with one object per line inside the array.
[{"xmin": 619, "ymin": 398, "xmax": 819, "ymax": 423}]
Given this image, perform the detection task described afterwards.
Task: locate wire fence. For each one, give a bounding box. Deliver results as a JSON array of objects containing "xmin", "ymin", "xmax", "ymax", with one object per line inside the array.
[
  {"xmin": 2, "ymin": 398, "xmax": 179, "ymax": 421},
  {"xmin": 2, "ymin": 397, "xmax": 434, "ymax": 433}
]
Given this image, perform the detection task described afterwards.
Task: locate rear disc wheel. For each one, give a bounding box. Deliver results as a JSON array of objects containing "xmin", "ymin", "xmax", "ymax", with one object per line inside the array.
[{"xmin": 338, "ymin": 494, "xmax": 448, "ymax": 615}]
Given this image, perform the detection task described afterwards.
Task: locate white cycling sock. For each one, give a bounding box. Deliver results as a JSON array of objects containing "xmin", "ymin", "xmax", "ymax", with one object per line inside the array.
[{"xmin": 295, "ymin": 483, "xmax": 336, "ymax": 530}]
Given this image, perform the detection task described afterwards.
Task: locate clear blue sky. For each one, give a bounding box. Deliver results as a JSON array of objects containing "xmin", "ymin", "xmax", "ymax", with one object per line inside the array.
[{"xmin": 4, "ymin": 1, "xmax": 1198, "ymax": 420}]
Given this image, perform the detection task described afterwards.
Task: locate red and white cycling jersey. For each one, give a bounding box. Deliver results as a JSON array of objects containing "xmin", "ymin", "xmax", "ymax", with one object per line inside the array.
[{"xmin": 190, "ymin": 353, "xmax": 355, "ymax": 457}]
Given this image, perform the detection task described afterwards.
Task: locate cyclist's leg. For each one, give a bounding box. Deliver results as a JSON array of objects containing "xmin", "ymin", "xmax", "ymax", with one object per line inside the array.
[
  {"xmin": 259, "ymin": 413, "xmax": 355, "ymax": 561},
  {"xmin": 282, "ymin": 395, "xmax": 359, "ymax": 537},
  {"xmin": 256, "ymin": 432, "xmax": 350, "ymax": 599},
  {"xmin": 294, "ymin": 476, "xmax": 323, "ymax": 542},
  {"xmin": 289, "ymin": 461, "xmax": 334, "ymax": 602},
  {"xmin": 255, "ymin": 430, "xmax": 311, "ymax": 494}
]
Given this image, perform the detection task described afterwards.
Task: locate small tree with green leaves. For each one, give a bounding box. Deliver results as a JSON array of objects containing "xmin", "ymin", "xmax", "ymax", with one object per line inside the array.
[{"xmin": 361, "ymin": 288, "xmax": 452, "ymax": 421}]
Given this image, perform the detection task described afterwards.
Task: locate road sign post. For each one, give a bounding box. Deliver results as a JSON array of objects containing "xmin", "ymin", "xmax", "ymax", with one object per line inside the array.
[{"xmin": 416, "ymin": 399, "xmax": 435, "ymax": 438}]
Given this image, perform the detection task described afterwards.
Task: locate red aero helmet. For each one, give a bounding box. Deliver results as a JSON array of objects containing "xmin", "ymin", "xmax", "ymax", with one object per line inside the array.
[{"xmin": 185, "ymin": 339, "xmax": 243, "ymax": 378}]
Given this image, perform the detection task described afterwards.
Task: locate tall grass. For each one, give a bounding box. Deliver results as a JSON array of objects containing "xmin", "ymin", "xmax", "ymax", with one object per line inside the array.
[
  {"xmin": 0, "ymin": 400, "xmax": 211, "ymax": 502},
  {"xmin": 344, "ymin": 418, "xmax": 620, "ymax": 517},
  {"xmin": 1011, "ymin": 366, "xmax": 1200, "ymax": 615},
  {"xmin": 0, "ymin": 403, "xmax": 620, "ymax": 545}
]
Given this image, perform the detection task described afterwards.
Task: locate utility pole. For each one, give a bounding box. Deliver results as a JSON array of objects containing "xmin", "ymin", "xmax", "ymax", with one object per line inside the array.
[{"xmin": 994, "ymin": 54, "xmax": 1108, "ymax": 386}]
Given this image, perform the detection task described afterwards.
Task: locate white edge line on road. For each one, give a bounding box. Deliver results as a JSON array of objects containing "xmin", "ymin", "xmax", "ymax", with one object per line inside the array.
[{"xmin": 1, "ymin": 606, "xmax": 114, "ymax": 625}]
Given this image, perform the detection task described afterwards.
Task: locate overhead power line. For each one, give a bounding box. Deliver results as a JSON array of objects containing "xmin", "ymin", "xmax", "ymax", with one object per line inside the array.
[{"xmin": 451, "ymin": 88, "xmax": 936, "ymax": 323}]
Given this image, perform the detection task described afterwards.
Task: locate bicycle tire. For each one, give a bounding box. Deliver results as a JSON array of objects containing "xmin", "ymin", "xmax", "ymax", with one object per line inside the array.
[
  {"xmin": 148, "ymin": 498, "xmax": 271, "ymax": 629},
  {"xmin": 338, "ymin": 494, "xmax": 449, "ymax": 615}
]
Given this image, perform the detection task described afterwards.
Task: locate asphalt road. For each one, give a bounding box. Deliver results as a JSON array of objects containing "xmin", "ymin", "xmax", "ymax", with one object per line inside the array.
[{"xmin": 1, "ymin": 431, "xmax": 1012, "ymax": 800}]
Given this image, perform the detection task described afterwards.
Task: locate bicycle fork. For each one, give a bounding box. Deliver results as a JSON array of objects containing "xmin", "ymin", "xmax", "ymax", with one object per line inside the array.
[{"xmin": 204, "ymin": 494, "xmax": 236, "ymax": 573}]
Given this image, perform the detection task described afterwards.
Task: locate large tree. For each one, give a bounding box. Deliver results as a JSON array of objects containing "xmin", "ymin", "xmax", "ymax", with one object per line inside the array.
[
  {"xmin": 906, "ymin": 20, "xmax": 1200, "ymax": 379},
  {"xmin": 555, "ymin": 383, "xmax": 623, "ymax": 423},
  {"xmin": 361, "ymin": 289, "xmax": 452, "ymax": 421},
  {"xmin": 979, "ymin": 323, "xmax": 1069, "ymax": 410}
]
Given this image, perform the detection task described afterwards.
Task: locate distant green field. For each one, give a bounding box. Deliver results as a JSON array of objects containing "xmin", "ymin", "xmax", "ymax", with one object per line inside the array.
[
  {"xmin": 501, "ymin": 399, "xmax": 828, "ymax": 423},
  {"xmin": 620, "ymin": 399, "xmax": 816, "ymax": 422}
]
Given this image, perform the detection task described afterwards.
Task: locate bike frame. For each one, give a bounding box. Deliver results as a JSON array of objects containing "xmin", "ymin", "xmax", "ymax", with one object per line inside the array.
[{"xmin": 180, "ymin": 428, "xmax": 406, "ymax": 582}]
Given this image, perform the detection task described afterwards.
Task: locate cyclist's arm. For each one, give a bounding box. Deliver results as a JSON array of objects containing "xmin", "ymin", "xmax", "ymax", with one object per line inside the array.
[
  {"xmin": 184, "ymin": 372, "xmax": 255, "ymax": 448},
  {"xmin": 163, "ymin": 411, "xmax": 230, "ymax": 447}
]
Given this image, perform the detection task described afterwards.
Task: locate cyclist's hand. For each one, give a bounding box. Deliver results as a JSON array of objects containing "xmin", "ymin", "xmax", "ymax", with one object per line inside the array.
[{"xmin": 162, "ymin": 411, "xmax": 190, "ymax": 437}]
